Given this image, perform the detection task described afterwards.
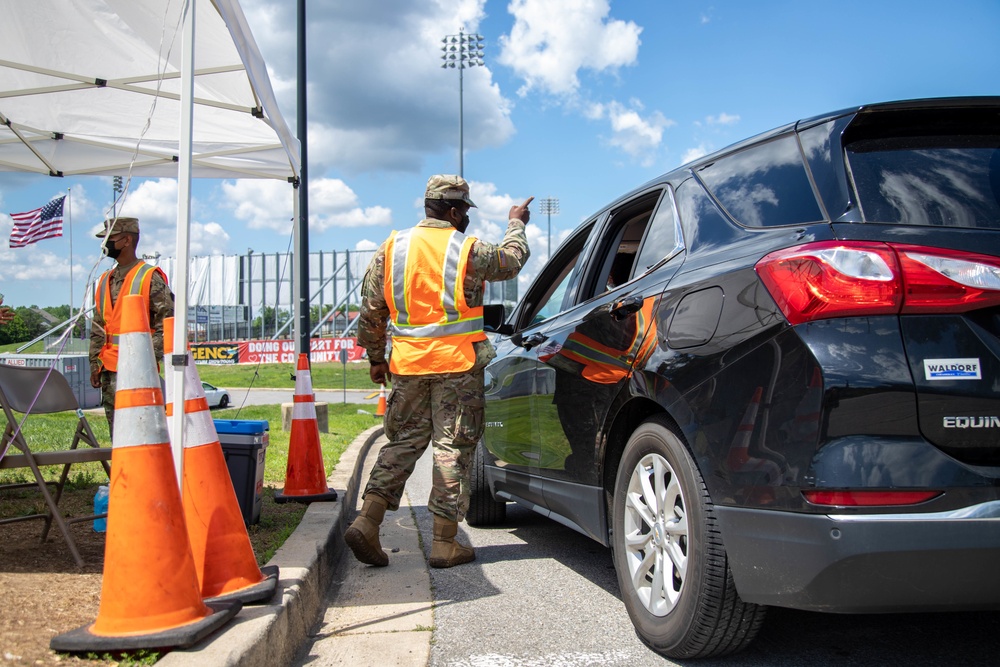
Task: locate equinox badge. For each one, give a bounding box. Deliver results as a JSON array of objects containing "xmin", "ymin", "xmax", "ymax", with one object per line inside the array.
[{"xmin": 943, "ymin": 416, "xmax": 1000, "ymax": 428}]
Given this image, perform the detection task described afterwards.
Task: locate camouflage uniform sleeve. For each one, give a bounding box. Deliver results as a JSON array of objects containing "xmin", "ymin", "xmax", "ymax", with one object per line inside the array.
[
  {"xmin": 357, "ymin": 242, "xmax": 390, "ymax": 364},
  {"xmin": 468, "ymin": 219, "xmax": 530, "ymax": 283},
  {"xmin": 148, "ymin": 270, "xmax": 175, "ymax": 362},
  {"xmin": 89, "ymin": 298, "xmax": 105, "ymax": 375}
]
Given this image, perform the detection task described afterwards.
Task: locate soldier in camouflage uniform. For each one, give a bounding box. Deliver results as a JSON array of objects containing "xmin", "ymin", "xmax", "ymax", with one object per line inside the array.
[
  {"xmin": 89, "ymin": 217, "xmax": 174, "ymax": 440},
  {"xmin": 345, "ymin": 175, "xmax": 531, "ymax": 568}
]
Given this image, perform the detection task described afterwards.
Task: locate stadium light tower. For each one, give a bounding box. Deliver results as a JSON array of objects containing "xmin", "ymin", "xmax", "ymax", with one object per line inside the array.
[
  {"xmin": 441, "ymin": 29, "xmax": 485, "ymax": 177},
  {"xmin": 539, "ymin": 197, "xmax": 559, "ymax": 257}
]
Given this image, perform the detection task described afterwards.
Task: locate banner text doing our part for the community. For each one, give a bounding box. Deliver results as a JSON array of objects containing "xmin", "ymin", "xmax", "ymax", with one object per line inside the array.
[{"xmin": 189, "ymin": 338, "xmax": 365, "ymax": 365}]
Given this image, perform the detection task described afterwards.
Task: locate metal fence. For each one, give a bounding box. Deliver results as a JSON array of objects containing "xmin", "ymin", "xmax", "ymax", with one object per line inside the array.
[{"xmin": 41, "ymin": 248, "xmax": 519, "ymax": 351}]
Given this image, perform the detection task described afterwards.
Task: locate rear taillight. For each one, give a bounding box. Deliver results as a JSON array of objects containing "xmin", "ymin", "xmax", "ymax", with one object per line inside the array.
[
  {"xmin": 756, "ymin": 241, "xmax": 1000, "ymax": 325},
  {"xmin": 802, "ymin": 490, "xmax": 941, "ymax": 507}
]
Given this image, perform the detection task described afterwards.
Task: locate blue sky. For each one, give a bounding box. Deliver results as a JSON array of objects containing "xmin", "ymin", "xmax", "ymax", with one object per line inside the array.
[{"xmin": 0, "ymin": 0, "xmax": 998, "ymax": 309}]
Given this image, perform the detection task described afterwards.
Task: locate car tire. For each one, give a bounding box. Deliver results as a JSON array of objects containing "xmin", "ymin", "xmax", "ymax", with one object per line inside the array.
[
  {"xmin": 466, "ymin": 441, "xmax": 506, "ymax": 526},
  {"xmin": 218, "ymin": 394, "xmax": 229, "ymax": 409},
  {"xmin": 611, "ymin": 415, "xmax": 766, "ymax": 659}
]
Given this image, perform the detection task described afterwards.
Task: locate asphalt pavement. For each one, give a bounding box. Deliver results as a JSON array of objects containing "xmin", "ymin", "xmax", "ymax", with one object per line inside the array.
[
  {"xmin": 156, "ymin": 425, "xmax": 387, "ymax": 667},
  {"xmin": 154, "ymin": 401, "xmax": 1000, "ymax": 667}
]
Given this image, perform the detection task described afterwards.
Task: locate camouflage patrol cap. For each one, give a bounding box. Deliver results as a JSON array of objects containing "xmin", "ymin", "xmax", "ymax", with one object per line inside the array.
[
  {"xmin": 94, "ymin": 216, "xmax": 140, "ymax": 237},
  {"xmin": 424, "ymin": 174, "xmax": 477, "ymax": 208}
]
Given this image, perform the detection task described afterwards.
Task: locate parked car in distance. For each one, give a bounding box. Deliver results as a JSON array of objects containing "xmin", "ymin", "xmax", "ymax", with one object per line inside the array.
[
  {"xmin": 202, "ymin": 382, "xmax": 230, "ymax": 409},
  {"xmin": 471, "ymin": 97, "xmax": 1000, "ymax": 659}
]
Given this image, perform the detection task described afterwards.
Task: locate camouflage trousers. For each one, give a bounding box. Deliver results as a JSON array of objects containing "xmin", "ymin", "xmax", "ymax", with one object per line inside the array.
[
  {"xmin": 99, "ymin": 370, "xmax": 117, "ymax": 442},
  {"xmin": 364, "ymin": 369, "xmax": 485, "ymax": 523}
]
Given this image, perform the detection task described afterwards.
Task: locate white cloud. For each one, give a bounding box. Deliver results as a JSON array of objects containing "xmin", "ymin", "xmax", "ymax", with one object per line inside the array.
[
  {"xmin": 222, "ymin": 177, "xmax": 390, "ymax": 234},
  {"xmin": 498, "ymin": 0, "xmax": 642, "ymax": 98},
  {"xmin": 605, "ymin": 101, "xmax": 674, "ymax": 166},
  {"xmin": 681, "ymin": 145, "xmax": 711, "ymax": 164},
  {"xmin": 355, "ymin": 239, "xmax": 378, "ymax": 252},
  {"xmin": 241, "ymin": 0, "xmax": 513, "ymax": 175},
  {"xmin": 100, "ymin": 179, "xmax": 226, "ymax": 259},
  {"xmin": 707, "ymin": 112, "xmax": 740, "ymax": 126}
]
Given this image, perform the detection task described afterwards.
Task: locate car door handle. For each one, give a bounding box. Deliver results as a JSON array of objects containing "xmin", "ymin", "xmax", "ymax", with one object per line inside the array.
[
  {"xmin": 521, "ymin": 332, "xmax": 547, "ymax": 350},
  {"xmin": 611, "ymin": 295, "xmax": 643, "ymax": 321}
]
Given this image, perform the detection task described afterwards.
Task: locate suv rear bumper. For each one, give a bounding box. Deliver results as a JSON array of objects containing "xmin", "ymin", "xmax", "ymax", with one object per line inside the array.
[{"xmin": 716, "ymin": 502, "xmax": 1000, "ymax": 612}]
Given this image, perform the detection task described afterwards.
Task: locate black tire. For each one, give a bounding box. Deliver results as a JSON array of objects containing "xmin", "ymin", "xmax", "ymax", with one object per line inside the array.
[
  {"xmin": 466, "ymin": 441, "xmax": 506, "ymax": 526},
  {"xmin": 611, "ymin": 415, "xmax": 766, "ymax": 659},
  {"xmin": 218, "ymin": 394, "xmax": 229, "ymax": 409}
]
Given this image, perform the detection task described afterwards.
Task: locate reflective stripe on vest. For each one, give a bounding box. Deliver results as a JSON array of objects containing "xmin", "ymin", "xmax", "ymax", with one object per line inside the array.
[
  {"xmin": 96, "ymin": 262, "xmax": 161, "ymax": 373},
  {"xmin": 561, "ymin": 300, "xmax": 656, "ymax": 384},
  {"xmin": 384, "ymin": 226, "xmax": 485, "ymax": 375}
]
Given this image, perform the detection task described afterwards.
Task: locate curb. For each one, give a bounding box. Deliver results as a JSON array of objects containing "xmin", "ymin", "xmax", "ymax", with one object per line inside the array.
[{"xmin": 157, "ymin": 423, "xmax": 384, "ymax": 667}]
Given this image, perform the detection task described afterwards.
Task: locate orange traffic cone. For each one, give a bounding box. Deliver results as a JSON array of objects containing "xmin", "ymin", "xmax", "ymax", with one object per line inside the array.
[
  {"xmin": 163, "ymin": 318, "xmax": 278, "ymax": 605},
  {"xmin": 725, "ymin": 386, "xmax": 782, "ymax": 484},
  {"xmin": 375, "ymin": 383, "xmax": 387, "ymax": 417},
  {"xmin": 275, "ymin": 353, "xmax": 338, "ymax": 503},
  {"xmin": 51, "ymin": 296, "xmax": 239, "ymax": 653}
]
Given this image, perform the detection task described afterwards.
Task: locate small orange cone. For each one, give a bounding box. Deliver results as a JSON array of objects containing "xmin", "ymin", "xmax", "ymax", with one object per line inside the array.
[
  {"xmin": 51, "ymin": 296, "xmax": 239, "ymax": 653},
  {"xmin": 275, "ymin": 353, "xmax": 338, "ymax": 503},
  {"xmin": 725, "ymin": 386, "xmax": 782, "ymax": 483},
  {"xmin": 163, "ymin": 318, "xmax": 278, "ymax": 605},
  {"xmin": 375, "ymin": 383, "xmax": 387, "ymax": 417}
]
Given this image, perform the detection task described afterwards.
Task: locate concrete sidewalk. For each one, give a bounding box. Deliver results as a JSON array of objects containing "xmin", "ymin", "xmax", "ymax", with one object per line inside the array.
[
  {"xmin": 290, "ymin": 435, "xmax": 432, "ymax": 667},
  {"xmin": 158, "ymin": 423, "xmax": 387, "ymax": 667}
]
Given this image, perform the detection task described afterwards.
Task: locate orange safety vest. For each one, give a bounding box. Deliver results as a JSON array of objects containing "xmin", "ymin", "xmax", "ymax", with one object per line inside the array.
[
  {"xmin": 384, "ymin": 226, "xmax": 486, "ymax": 376},
  {"xmin": 95, "ymin": 262, "xmax": 164, "ymax": 372},
  {"xmin": 560, "ymin": 299, "xmax": 657, "ymax": 384}
]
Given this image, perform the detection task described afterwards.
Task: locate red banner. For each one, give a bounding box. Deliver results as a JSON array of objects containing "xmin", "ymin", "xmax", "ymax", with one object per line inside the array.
[{"xmin": 190, "ymin": 338, "xmax": 365, "ymax": 365}]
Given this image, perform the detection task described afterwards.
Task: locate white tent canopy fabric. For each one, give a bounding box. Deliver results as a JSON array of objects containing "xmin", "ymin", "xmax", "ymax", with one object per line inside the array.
[
  {"xmin": 0, "ymin": 0, "xmax": 299, "ymax": 181},
  {"xmin": 0, "ymin": 0, "xmax": 300, "ymax": 481}
]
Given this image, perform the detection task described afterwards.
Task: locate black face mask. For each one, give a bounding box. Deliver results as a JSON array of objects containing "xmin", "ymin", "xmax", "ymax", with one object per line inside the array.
[
  {"xmin": 103, "ymin": 238, "xmax": 124, "ymax": 260},
  {"xmin": 456, "ymin": 213, "xmax": 470, "ymax": 234}
]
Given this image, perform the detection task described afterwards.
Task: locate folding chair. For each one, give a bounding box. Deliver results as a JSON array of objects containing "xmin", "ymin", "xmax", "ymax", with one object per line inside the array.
[{"xmin": 0, "ymin": 363, "xmax": 112, "ymax": 567}]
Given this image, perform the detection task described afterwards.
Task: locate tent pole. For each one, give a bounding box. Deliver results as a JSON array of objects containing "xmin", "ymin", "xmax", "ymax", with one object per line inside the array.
[
  {"xmin": 67, "ymin": 188, "xmax": 73, "ymax": 310},
  {"xmin": 296, "ymin": 0, "xmax": 310, "ymax": 360},
  {"xmin": 170, "ymin": 0, "xmax": 197, "ymax": 489},
  {"xmin": 293, "ymin": 182, "xmax": 302, "ymax": 356}
]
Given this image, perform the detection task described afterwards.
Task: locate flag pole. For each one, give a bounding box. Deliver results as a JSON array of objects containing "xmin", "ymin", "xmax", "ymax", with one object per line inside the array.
[{"xmin": 67, "ymin": 188, "xmax": 73, "ymax": 310}]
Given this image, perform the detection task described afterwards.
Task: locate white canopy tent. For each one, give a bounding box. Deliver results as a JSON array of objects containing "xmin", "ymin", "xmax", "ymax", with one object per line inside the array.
[
  {"xmin": 0, "ymin": 0, "xmax": 298, "ymax": 179},
  {"xmin": 0, "ymin": 0, "xmax": 301, "ymax": 483}
]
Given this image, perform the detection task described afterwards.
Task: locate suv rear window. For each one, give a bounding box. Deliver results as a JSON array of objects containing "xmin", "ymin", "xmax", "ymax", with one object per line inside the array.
[
  {"xmin": 698, "ymin": 134, "xmax": 824, "ymax": 228},
  {"xmin": 847, "ymin": 137, "xmax": 1000, "ymax": 228}
]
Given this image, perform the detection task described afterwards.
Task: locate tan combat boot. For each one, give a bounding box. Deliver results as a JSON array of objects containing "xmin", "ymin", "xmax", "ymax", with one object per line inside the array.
[
  {"xmin": 428, "ymin": 516, "xmax": 476, "ymax": 568},
  {"xmin": 344, "ymin": 494, "xmax": 389, "ymax": 566}
]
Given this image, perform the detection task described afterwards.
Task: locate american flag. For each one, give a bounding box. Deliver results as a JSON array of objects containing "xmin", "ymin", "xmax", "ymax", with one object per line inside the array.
[{"xmin": 8, "ymin": 195, "xmax": 66, "ymax": 248}]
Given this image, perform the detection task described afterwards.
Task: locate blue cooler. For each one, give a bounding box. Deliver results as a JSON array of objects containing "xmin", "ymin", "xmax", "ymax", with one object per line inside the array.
[{"xmin": 214, "ymin": 419, "xmax": 269, "ymax": 525}]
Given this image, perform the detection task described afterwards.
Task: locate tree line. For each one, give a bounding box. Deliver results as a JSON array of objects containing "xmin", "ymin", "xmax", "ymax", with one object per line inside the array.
[{"xmin": 0, "ymin": 305, "xmax": 77, "ymax": 346}]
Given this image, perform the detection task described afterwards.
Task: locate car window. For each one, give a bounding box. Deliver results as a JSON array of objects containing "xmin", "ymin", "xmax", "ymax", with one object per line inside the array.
[
  {"xmin": 799, "ymin": 117, "xmax": 853, "ymax": 220},
  {"xmin": 531, "ymin": 259, "xmax": 578, "ymax": 325},
  {"xmin": 634, "ymin": 186, "xmax": 682, "ymax": 274},
  {"xmin": 847, "ymin": 137, "xmax": 1000, "ymax": 228},
  {"xmin": 698, "ymin": 134, "xmax": 824, "ymax": 227},
  {"xmin": 587, "ymin": 192, "xmax": 662, "ymax": 299},
  {"xmin": 518, "ymin": 223, "xmax": 592, "ymax": 328}
]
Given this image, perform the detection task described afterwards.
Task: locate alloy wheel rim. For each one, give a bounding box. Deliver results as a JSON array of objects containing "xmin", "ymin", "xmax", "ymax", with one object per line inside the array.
[{"xmin": 623, "ymin": 451, "xmax": 688, "ymax": 616}]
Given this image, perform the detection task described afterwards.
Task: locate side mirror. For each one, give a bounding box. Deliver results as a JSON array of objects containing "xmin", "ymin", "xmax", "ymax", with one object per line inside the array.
[
  {"xmin": 483, "ymin": 303, "xmax": 513, "ymax": 335},
  {"xmin": 483, "ymin": 303, "xmax": 505, "ymax": 332}
]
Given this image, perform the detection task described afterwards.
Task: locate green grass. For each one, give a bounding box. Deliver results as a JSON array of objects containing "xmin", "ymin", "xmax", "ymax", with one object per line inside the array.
[
  {"xmin": 0, "ymin": 340, "xmax": 45, "ymax": 354},
  {"xmin": 0, "ymin": 403, "xmax": 379, "ymax": 488},
  {"xmin": 198, "ymin": 361, "xmax": 375, "ymax": 391}
]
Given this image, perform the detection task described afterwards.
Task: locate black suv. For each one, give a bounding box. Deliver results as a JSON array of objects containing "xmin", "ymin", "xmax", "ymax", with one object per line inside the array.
[{"xmin": 471, "ymin": 97, "xmax": 1000, "ymax": 659}]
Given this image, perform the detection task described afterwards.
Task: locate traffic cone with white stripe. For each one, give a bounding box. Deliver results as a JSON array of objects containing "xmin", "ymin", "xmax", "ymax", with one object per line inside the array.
[
  {"xmin": 725, "ymin": 386, "xmax": 782, "ymax": 484},
  {"xmin": 51, "ymin": 295, "xmax": 239, "ymax": 653},
  {"xmin": 375, "ymin": 383, "xmax": 387, "ymax": 417},
  {"xmin": 164, "ymin": 318, "xmax": 278, "ymax": 605},
  {"xmin": 275, "ymin": 353, "xmax": 338, "ymax": 503}
]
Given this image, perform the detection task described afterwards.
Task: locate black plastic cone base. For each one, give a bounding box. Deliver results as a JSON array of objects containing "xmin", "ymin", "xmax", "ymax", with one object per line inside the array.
[
  {"xmin": 274, "ymin": 487, "xmax": 338, "ymax": 504},
  {"xmin": 50, "ymin": 600, "xmax": 241, "ymax": 653},
  {"xmin": 204, "ymin": 565, "xmax": 279, "ymax": 606}
]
